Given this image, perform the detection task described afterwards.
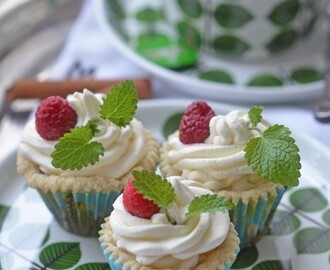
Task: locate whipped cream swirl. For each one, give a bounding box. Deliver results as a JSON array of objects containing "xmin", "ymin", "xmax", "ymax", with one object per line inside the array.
[
  {"xmin": 19, "ymin": 89, "xmax": 147, "ymax": 177},
  {"xmin": 166, "ymin": 110, "xmax": 270, "ymax": 191},
  {"xmin": 110, "ymin": 176, "xmax": 230, "ymax": 269}
]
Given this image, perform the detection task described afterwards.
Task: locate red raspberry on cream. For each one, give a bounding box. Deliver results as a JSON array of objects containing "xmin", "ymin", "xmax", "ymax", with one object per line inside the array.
[
  {"xmin": 179, "ymin": 101, "xmax": 215, "ymax": 144},
  {"xmin": 35, "ymin": 96, "xmax": 77, "ymax": 140},
  {"xmin": 123, "ymin": 178, "xmax": 160, "ymax": 219}
]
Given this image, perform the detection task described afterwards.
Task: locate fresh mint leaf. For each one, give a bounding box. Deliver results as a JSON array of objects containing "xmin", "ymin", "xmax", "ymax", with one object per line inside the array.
[
  {"xmin": 187, "ymin": 194, "xmax": 232, "ymax": 218},
  {"xmin": 86, "ymin": 120, "xmax": 100, "ymax": 134},
  {"xmin": 51, "ymin": 124, "xmax": 104, "ymax": 170},
  {"xmin": 249, "ymin": 106, "xmax": 264, "ymax": 127},
  {"xmin": 244, "ymin": 124, "xmax": 301, "ymax": 187},
  {"xmin": 99, "ymin": 80, "xmax": 138, "ymax": 127},
  {"xmin": 132, "ymin": 171, "xmax": 175, "ymax": 209}
]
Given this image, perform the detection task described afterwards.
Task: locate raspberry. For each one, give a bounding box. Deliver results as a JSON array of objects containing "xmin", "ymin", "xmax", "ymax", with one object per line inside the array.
[
  {"xmin": 179, "ymin": 101, "xmax": 215, "ymax": 144},
  {"xmin": 35, "ymin": 96, "xmax": 77, "ymax": 140},
  {"xmin": 122, "ymin": 179, "xmax": 160, "ymax": 219}
]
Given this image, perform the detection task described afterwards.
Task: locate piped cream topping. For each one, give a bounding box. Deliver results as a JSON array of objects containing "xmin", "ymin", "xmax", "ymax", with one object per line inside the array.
[
  {"xmin": 110, "ymin": 176, "xmax": 230, "ymax": 269},
  {"xmin": 166, "ymin": 110, "xmax": 270, "ymax": 191},
  {"xmin": 19, "ymin": 89, "xmax": 147, "ymax": 178}
]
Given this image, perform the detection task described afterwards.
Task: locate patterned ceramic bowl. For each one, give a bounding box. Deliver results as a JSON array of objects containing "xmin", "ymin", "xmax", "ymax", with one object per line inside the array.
[{"xmin": 165, "ymin": 0, "xmax": 328, "ymax": 60}]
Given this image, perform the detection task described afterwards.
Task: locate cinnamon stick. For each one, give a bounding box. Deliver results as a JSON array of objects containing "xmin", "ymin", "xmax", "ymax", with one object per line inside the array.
[{"xmin": 6, "ymin": 78, "xmax": 151, "ymax": 102}]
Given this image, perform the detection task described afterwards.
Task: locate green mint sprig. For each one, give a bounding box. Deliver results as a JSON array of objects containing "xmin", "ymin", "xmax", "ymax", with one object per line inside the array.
[
  {"xmin": 51, "ymin": 121, "xmax": 104, "ymax": 170},
  {"xmin": 132, "ymin": 171, "xmax": 175, "ymax": 209},
  {"xmin": 132, "ymin": 171, "xmax": 232, "ymax": 223},
  {"xmin": 51, "ymin": 80, "xmax": 138, "ymax": 170},
  {"xmin": 244, "ymin": 106, "xmax": 301, "ymax": 187},
  {"xmin": 186, "ymin": 194, "xmax": 233, "ymax": 219},
  {"xmin": 99, "ymin": 80, "xmax": 138, "ymax": 127},
  {"xmin": 248, "ymin": 105, "xmax": 264, "ymax": 127}
]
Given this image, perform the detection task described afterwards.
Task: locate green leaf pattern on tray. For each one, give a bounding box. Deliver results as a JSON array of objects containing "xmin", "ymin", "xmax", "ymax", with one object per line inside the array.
[
  {"xmin": 214, "ymin": 4, "xmax": 253, "ymax": 28},
  {"xmin": 39, "ymin": 242, "xmax": 81, "ymax": 269},
  {"xmin": 213, "ymin": 35, "xmax": 250, "ymax": 56},
  {"xmin": 194, "ymin": 66, "xmax": 323, "ymax": 87},
  {"xmin": 0, "ymin": 204, "xmax": 10, "ymax": 231},
  {"xmin": 74, "ymin": 262, "xmax": 109, "ymax": 270},
  {"xmin": 290, "ymin": 188, "xmax": 328, "ymax": 212},
  {"xmin": 270, "ymin": 210, "xmax": 301, "ymax": 235},
  {"xmin": 268, "ymin": 0, "xmax": 300, "ymax": 26},
  {"xmin": 266, "ymin": 29, "xmax": 298, "ymax": 53},
  {"xmin": 231, "ymin": 245, "xmax": 258, "ymax": 269},
  {"xmin": 171, "ymin": 0, "xmax": 319, "ymax": 58},
  {"xmin": 323, "ymin": 209, "xmax": 330, "ymax": 226},
  {"xmin": 293, "ymin": 227, "xmax": 330, "ymax": 254},
  {"xmin": 248, "ymin": 75, "xmax": 283, "ymax": 87},
  {"xmin": 177, "ymin": 21, "xmax": 202, "ymax": 49},
  {"xmin": 177, "ymin": 0, "xmax": 202, "ymax": 18},
  {"xmin": 199, "ymin": 69, "xmax": 234, "ymax": 84},
  {"xmin": 135, "ymin": 7, "xmax": 164, "ymax": 22},
  {"xmin": 252, "ymin": 260, "xmax": 292, "ymax": 270},
  {"xmin": 291, "ymin": 67, "xmax": 324, "ymax": 84}
]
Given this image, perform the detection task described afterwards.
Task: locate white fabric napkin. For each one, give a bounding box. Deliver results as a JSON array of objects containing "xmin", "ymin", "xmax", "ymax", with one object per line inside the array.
[{"xmin": 51, "ymin": 0, "xmax": 330, "ymax": 148}]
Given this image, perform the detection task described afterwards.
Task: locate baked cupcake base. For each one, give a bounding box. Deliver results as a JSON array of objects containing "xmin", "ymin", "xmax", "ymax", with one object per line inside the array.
[
  {"xmin": 99, "ymin": 218, "xmax": 240, "ymax": 270},
  {"xmin": 17, "ymin": 130, "xmax": 160, "ymax": 237}
]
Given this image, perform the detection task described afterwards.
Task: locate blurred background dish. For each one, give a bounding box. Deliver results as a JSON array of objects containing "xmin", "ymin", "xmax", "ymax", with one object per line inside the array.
[
  {"xmin": 0, "ymin": 0, "xmax": 84, "ymax": 160},
  {"xmin": 166, "ymin": 0, "xmax": 328, "ymax": 60},
  {"xmin": 0, "ymin": 0, "xmax": 84, "ymax": 109},
  {"xmin": 0, "ymin": 0, "xmax": 85, "ymax": 86},
  {"xmin": 93, "ymin": 0, "xmax": 327, "ymax": 104}
]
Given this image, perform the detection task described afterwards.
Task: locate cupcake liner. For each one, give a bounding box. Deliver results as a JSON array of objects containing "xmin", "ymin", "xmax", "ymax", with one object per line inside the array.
[
  {"xmin": 39, "ymin": 190, "xmax": 121, "ymax": 236},
  {"xmin": 16, "ymin": 129, "xmax": 159, "ymax": 237},
  {"xmin": 99, "ymin": 218, "xmax": 240, "ymax": 270},
  {"xmin": 99, "ymin": 243, "xmax": 123, "ymax": 270},
  {"xmin": 217, "ymin": 185, "xmax": 286, "ymax": 249}
]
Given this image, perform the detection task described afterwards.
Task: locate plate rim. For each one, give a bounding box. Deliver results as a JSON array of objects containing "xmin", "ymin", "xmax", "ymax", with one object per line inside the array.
[{"xmin": 1, "ymin": 99, "xmax": 330, "ymax": 270}]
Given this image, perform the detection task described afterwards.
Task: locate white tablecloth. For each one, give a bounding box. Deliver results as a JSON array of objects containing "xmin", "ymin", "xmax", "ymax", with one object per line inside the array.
[{"xmin": 52, "ymin": 0, "xmax": 330, "ymax": 148}]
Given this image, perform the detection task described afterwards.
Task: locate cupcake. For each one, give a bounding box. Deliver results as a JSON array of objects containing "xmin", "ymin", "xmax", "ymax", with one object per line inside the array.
[
  {"xmin": 16, "ymin": 81, "xmax": 159, "ymax": 236},
  {"xmin": 160, "ymin": 102, "xmax": 301, "ymax": 249},
  {"xmin": 99, "ymin": 171, "xmax": 240, "ymax": 269}
]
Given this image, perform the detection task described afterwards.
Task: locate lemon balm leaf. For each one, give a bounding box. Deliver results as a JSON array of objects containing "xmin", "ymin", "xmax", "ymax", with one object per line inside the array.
[
  {"xmin": 132, "ymin": 171, "xmax": 175, "ymax": 209},
  {"xmin": 249, "ymin": 106, "xmax": 264, "ymax": 127},
  {"xmin": 244, "ymin": 124, "xmax": 301, "ymax": 187},
  {"xmin": 50, "ymin": 80, "xmax": 139, "ymax": 170},
  {"xmin": 51, "ymin": 124, "xmax": 104, "ymax": 170},
  {"xmin": 99, "ymin": 80, "xmax": 138, "ymax": 127},
  {"xmin": 187, "ymin": 194, "xmax": 232, "ymax": 219}
]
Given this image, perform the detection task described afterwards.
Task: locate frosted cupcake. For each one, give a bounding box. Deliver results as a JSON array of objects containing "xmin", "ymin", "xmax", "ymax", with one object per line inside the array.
[
  {"xmin": 99, "ymin": 171, "xmax": 240, "ymax": 269},
  {"xmin": 160, "ymin": 102, "xmax": 301, "ymax": 248},
  {"xmin": 17, "ymin": 81, "xmax": 159, "ymax": 236}
]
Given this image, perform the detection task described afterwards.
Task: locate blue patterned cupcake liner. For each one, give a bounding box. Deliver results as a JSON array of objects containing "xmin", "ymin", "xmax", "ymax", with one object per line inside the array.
[
  {"xmin": 219, "ymin": 185, "xmax": 286, "ymax": 249},
  {"xmin": 99, "ymin": 218, "xmax": 240, "ymax": 270},
  {"xmin": 38, "ymin": 190, "xmax": 121, "ymax": 236}
]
